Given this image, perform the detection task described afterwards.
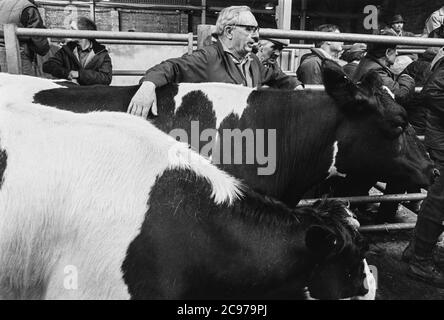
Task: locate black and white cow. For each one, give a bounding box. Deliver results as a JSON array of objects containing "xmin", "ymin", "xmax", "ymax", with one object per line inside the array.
[
  {"xmin": 0, "ymin": 97, "xmax": 375, "ymax": 299},
  {"xmin": 0, "ymin": 61, "xmax": 435, "ymax": 207}
]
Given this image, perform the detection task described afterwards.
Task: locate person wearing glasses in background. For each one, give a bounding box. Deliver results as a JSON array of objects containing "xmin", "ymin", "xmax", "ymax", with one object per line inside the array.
[{"xmin": 127, "ymin": 5, "xmax": 303, "ymax": 118}]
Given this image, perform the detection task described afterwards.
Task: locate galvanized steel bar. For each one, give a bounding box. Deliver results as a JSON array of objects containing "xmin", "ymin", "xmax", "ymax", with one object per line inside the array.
[
  {"xmin": 259, "ymin": 28, "xmax": 444, "ymax": 47},
  {"xmin": 304, "ymin": 84, "xmax": 423, "ymax": 93},
  {"xmin": 16, "ymin": 28, "xmax": 190, "ymax": 41},
  {"xmin": 298, "ymin": 193, "xmax": 427, "ymax": 207},
  {"xmin": 97, "ymin": 39, "xmax": 191, "ymax": 46},
  {"xmin": 359, "ymin": 223, "xmax": 416, "ymax": 233},
  {"xmin": 113, "ymin": 70, "xmax": 145, "ymax": 76}
]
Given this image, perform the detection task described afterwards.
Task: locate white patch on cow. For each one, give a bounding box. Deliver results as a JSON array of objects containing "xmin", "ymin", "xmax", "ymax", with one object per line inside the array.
[
  {"xmin": 304, "ymin": 258, "xmax": 376, "ymax": 300},
  {"xmin": 351, "ymin": 259, "xmax": 377, "ymax": 300},
  {"xmin": 327, "ymin": 141, "xmax": 347, "ymax": 179},
  {"xmin": 382, "ymin": 86, "xmax": 395, "ymax": 100},
  {"xmin": 0, "ymin": 98, "xmax": 243, "ymax": 299},
  {"xmin": 0, "ymin": 72, "xmax": 62, "ymax": 104},
  {"xmin": 345, "ymin": 207, "xmax": 360, "ymax": 229},
  {"xmin": 174, "ymin": 83, "xmax": 255, "ymax": 128}
]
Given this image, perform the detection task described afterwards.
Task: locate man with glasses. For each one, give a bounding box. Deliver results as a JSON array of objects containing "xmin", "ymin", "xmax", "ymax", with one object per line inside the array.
[{"xmin": 128, "ymin": 5, "xmax": 302, "ymax": 118}]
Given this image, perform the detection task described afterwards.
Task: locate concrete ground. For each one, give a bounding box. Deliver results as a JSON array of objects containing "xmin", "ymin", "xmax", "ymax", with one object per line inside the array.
[{"xmin": 361, "ymin": 200, "xmax": 444, "ymax": 300}]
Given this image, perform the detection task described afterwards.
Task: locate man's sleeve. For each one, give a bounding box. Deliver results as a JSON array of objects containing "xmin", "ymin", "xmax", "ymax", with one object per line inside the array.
[
  {"xmin": 142, "ymin": 49, "xmax": 210, "ymax": 87},
  {"xmin": 426, "ymin": 11, "xmax": 444, "ymax": 34},
  {"xmin": 78, "ymin": 53, "xmax": 113, "ymax": 85},
  {"xmin": 262, "ymin": 63, "xmax": 302, "ymax": 89},
  {"xmin": 377, "ymin": 69, "xmax": 415, "ymax": 103},
  {"xmin": 42, "ymin": 48, "xmax": 70, "ymax": 79},
  {"xmin": 21, "ymin": 7, "xmax": 50, "ymax": 56},
  {"xmin": 422, "ymin": 63, "xmax": 444, "ymax": 117}
]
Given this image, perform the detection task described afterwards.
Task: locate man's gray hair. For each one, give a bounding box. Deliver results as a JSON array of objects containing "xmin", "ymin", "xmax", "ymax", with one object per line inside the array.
[{"xmin": 215, "ymin": 6, "xmax": 252, "ymax": 36}]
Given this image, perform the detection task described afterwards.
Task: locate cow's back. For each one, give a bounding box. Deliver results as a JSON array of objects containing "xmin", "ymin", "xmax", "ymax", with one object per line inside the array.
[{"xmin": 0, "ymin": 100, "xmax": 240, "ymax": 299}]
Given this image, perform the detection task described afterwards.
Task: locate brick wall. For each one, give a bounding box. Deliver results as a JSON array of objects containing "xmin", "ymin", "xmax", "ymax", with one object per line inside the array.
[
  {"xmin": 119, "ymin": 9, "xmax": 188, "ymax": 33},
  {"xmin": 40, "ymin": 5, "xmax": 188, "ymax": 33}
]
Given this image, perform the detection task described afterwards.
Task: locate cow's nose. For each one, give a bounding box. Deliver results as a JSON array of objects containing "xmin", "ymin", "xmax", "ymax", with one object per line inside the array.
[{"xmin": 434, "ymin": 168, "xmax": 441, "ymax": 178}]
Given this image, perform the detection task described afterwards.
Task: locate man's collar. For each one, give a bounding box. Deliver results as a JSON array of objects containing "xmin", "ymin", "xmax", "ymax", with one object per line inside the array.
[
  {"xmin": 313, "ymin": 47, "xmax": 334, "ymax": 60},
  {"xmin": 77, "ymin": 40, "xmax": 92, "ymax": 52}
]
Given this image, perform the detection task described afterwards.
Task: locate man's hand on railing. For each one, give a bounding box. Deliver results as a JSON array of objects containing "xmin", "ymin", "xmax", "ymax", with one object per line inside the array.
[{"xmin": 127, "ymin": 81, "xmax": 158, "ymax": 118}]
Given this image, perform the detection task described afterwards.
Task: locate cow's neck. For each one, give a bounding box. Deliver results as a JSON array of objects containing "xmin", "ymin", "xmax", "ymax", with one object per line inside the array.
[{"xmin": 218, "ymin": 91, "xmax": 339, "ymax": 206}]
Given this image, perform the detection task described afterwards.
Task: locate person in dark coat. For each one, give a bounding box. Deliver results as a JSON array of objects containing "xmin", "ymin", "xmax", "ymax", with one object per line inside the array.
[
  {"xmin": 0, "ymin": 0, "xmax": 49, "ymax": 75},
  {"xmin": 254, "ymin": 37, "xmax": 299, "ymax": 88},
  {"xmin": 352, "ymin": 29, "xmax": 415, "ymax": 104},
  {"xmin": 402, "ymin": 47, "xmax": 439, "ymax": 135},
  {"xmin": 351, "ymin": 29, "xmax": 416, "ymax": 222},
  {"xmin": 43, "ymin": 17, "xmax": 112, "ymax": 85},
  {"xmin": 127, "ymin": 6, "xmax": 303, "ymax": 118},
  {"xmin": 340, "ymin": 43, "xmax": 367, "ymax": 78},
  {"xmin": 296, "ymin": 24, "xmax": 343, "ymax": 85},
  {"xmin": 402, "ymin": 53, "xmax": 444, "ymax": 288}
]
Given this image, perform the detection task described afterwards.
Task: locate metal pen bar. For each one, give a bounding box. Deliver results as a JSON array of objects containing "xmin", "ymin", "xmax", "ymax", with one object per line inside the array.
[
  {"xmin": 297, "ymin": 193, "xmax": 427, "ymax": 207},
  {"xmin": 15, "ymin": 28, "xmax": 190, "ymax": 41},
  {"xmin": 259, "ymin": 28, "xmax": 444, "ymax": 47},
  {"xmin": 304, "ymin": 85, "xmax": 423, "ymax": 93},
  {"xmin": 359, "ymin": 223, "xmax": 416, "ymax": 233}
]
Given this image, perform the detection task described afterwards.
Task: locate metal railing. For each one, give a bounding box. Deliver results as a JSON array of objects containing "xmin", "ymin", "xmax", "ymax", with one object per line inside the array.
[{"xmin": 1, "ymin": 24, "xmax": 193, "ymax": 74}]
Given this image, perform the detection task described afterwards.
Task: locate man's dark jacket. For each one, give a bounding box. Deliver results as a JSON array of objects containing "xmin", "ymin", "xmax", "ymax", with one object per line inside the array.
[
  {"xmin": 352, "ymin": 54, "xmax": 415, "ymax": 103},
  {"xmin": 422, "ymin": 57, "xmax": 444, "ymax": 151},
  {"xmin": 43, "ymin": 40, "xmax": 112, "ymax": 85},
  {"xmin": 296, "ymin": 48, "xmax": 328, "ymax": 84},
  {"xmin": 142, "ymin": 39, "xmax": 301, "ymax": 89}
]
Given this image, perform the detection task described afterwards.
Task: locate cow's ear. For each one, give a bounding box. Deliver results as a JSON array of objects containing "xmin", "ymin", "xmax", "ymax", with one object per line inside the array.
[
  {"xmin": 322, "ymin": 60, "xmax": 361, "ymax": 106},
  {"xmin": 322, "ymin": 60, "xmax": 375, "ymax": 113},
  {"xmin": 305, "ymin": 225, "xmax": 338, "ymax": 257}
]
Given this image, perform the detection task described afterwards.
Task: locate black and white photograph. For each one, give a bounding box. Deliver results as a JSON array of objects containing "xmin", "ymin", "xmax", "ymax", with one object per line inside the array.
[{"xmin": 0, "ymin": 0, "xmax": 443, "ymax": 304}]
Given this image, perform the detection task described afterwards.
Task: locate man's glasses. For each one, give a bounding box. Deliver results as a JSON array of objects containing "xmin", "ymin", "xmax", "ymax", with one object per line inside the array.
[{"xmin": 232, "ymin": 24, "xmax": 260, "ymax": 34}]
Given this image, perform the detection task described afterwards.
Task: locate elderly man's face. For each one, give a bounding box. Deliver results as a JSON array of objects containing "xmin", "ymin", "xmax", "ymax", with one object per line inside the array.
[
  {"xmin": 259, "ymin": 41, "xmax": 282, "ymax": 64},
  {"xmin": 392, "ymin": 22, "xmax": 404, "ymax": 33},
  {"xmin": 230, "ymin": 11, "xmax": 259, "ymax": 58}
]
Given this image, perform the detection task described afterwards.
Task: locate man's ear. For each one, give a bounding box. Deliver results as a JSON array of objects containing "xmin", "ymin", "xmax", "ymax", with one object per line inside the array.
[
  {"xmin": 305, "ymin": 225, "xmax": 339, "ymax": 258},
  {"xmin": 224, "ymin": 26, "xmax": 234, "ymax": 39},
  {"xmin": 385, "ymin": 48, "xmax": 395, "ymax": 59}
]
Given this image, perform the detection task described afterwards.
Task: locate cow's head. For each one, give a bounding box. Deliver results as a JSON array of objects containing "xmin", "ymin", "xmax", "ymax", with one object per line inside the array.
[
  {"xmin": 322, "ymin": 60, "xmax": 436, "ymax": 188},
  {"xmin": 303, "ymin": 200, "xmax": 375, "ymax": 300}
]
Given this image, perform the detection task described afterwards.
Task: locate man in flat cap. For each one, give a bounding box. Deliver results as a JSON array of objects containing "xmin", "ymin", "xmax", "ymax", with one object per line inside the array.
[
  {"xmin": 388, "ymin": 14, "xmax": 415, "ymax": 37},
  {"xmin": 255, "ymin": 37, "xmax": 289, "ymax": 67}
]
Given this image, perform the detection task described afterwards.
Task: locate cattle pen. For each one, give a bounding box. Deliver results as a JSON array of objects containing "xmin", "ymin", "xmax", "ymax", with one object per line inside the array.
[{"xmin": 1, "ymin": 23, "xmax": 442, "ymax": 235}]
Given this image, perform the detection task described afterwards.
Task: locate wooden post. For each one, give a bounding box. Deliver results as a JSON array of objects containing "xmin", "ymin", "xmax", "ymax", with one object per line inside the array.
[
  {"xmin": 276, "ymin": 0, "xmax": 292, "ymax": 30},
  {"xmin": 197, "ymin": 24, "xmax": 213, "ymax": 49},
  {"xmin": 3, "ymin": 24, "xmax": 21, "ymax": 74},
  {"xmin": 187, "ymin": 32, "xmax": 194, "ymax": 54}
]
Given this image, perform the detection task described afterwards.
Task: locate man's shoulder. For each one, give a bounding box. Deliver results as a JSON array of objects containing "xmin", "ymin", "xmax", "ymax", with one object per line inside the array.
[{"xmin": 299, "ymin": 52, "xmax": 322, "ymax": 68}]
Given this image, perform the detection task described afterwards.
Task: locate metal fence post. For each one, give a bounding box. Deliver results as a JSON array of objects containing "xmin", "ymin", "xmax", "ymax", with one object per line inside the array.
[
  {"xmin": 197, "ymin": 24, "xmax": 213, "ymax": 49},
  {"xmin": 3, "ymin": 24, "xmax": 21, "ymax": 74}
]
